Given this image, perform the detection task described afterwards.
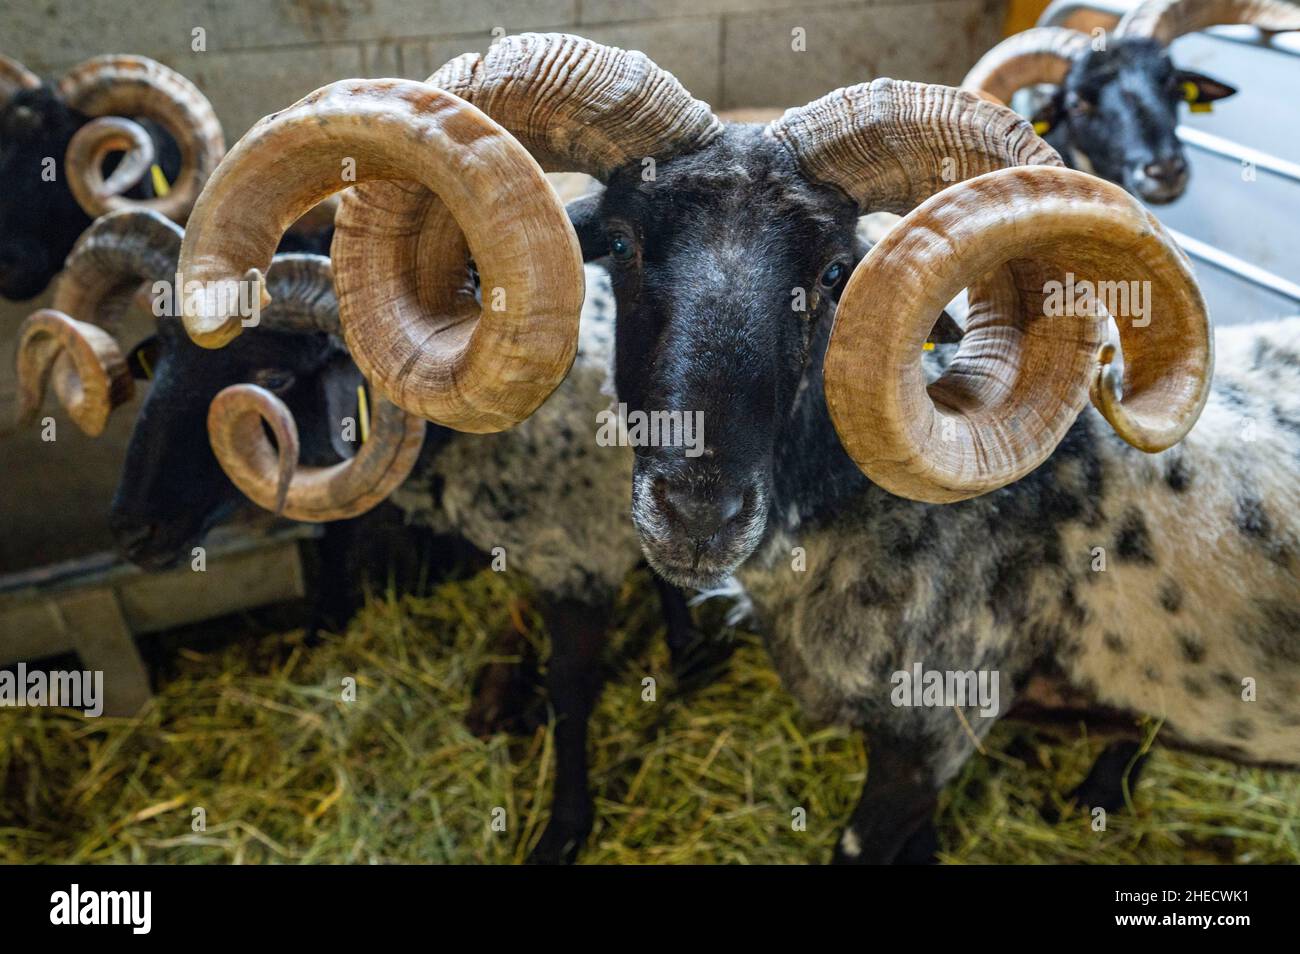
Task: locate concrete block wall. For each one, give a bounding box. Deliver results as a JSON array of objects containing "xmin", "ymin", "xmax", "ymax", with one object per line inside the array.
[
  {"xmin": 0, "ymin": 0, "xmax": 1006, "ymax": 570},
  {"xmin": 5, "ymin": 0, "xmax": 1007, "ymax": 137}
]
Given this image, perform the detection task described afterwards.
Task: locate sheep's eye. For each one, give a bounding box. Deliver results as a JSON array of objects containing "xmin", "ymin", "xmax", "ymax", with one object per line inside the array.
[
  {"xmin": 253, "ymin": 369, "xmax": 295, "ymax": 393},
  {"xmin": 819, "ymin": 261, "xmax": 847, "ymax": 290},
  {"xmin": 1066, "ymin": 91, "xmax": 1094, "ymax": 116},
  {"xmin": 608, "ymin": 230, "xmax": 636, "ymax": 262}
]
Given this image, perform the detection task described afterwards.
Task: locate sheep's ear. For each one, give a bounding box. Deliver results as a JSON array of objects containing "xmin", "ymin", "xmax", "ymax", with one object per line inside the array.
[
  {"xmin": 126, "ymin": 335, "xmax": 161, "ymax": 380},
  {"xmin": 1175, "ymin": 70, "xmax": 1237, "ymax": 106},
  {"xmin": 1028, "ymin": 93, "xmax": 1065, "ymax": 137},
  {"xmin": 565, "ymin": 193, "xmax": 608, "ymax": 262},
  {"xmin": 928, "ymin": 311, "xmax": 964, "ymax": 344}
]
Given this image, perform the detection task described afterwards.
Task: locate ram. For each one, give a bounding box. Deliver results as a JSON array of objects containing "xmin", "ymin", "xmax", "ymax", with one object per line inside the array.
[
  {"xmin": 0, "ymin": 54, "xmax": 228, "ymax": 300},
  {"xmin": 962, "ymin": 0, "xmax": 1300, "ymax": 203},
  {"xmin": 15, "ymin": 207, "xmax": 710, "ymax": 865},
  {"xmin": 170, "ymin": 33, "xmax": 1299, "ymax": 864},
  {"xmin": 0, "ymin": 53, "xmax": 336, "ymax": 302}
]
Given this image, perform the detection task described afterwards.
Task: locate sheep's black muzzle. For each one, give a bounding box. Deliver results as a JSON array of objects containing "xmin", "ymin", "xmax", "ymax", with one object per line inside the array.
[{"xmin": 631, "ymin": 457, "xmax": 769, "ymax": 590}]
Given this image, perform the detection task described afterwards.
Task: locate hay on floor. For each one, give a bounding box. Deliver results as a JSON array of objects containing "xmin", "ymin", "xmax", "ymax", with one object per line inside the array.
[{"xmin": 2, "ymin": 568, "xmax": 1297, "ymax": 863}]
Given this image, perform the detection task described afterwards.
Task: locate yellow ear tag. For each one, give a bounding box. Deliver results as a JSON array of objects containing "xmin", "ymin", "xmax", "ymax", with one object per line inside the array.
[
  {"xmin": 922, "ymin": 341, "xmax": 935, "ymax": 351},
  {"xmin": 1032, "ymin": 120, "xmax": 1052, "ymax": 136},
  {"xmin": 149, "ymin": 164, "xmax": 171, "ymax": 197},
  {"xmin": 357, "ymin": 384, "xmax": 370, "ymax": 444},
  {"xmin": 137, "ymin": 349, "xmax": 152, "ymax": 380},
  {"xmin": 1182, "ymin": 81, "xmax": 1213, "ymax": 112}
]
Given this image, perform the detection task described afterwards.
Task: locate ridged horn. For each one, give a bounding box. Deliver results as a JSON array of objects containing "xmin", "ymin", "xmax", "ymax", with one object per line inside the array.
[
  {"xmin": 65, "ymin": 116, "xmax": 158, "ymax": 213},
  {"xmin": 206, "ymin": 255, "xmax": 425, "ymax": 521},
  {"xmin": 767, "ymin": 79, "xmax": 1059, "ymax": 215},
  {"xmin": 53, "ymin": 208, "xmax": 184, "ymax": 332},
  {"xmin": 246, "ymin": 253, "xmax": 339, "ymax": 336},
  {"xmin": 823, "ymin": 167, "xmax": 1212, "ymax": 502},
  {"xmin": 1117, "ymin": 0, "xmax": 1300, "ymax": 43},
  {"xmin": 961, "ymin": 28, "xmax": 1093, "ymax": 104},
  {"xmin": 15, "ymin": 309, "xmax": 132, "ymax": 437},
  {"xmin": 176, "ymin": 33, "xmax": 719, "ymax": 436},
  {"xmin": 0, "ymin": 54, "xmax": 40, "ymax": 109},
  {"xmin": 56, "ymin": 55, "xmax": 224, "ymax": 221},
  {"xmin": 14, "ymin": 210, "xmax": 183, "ymax": 436}
]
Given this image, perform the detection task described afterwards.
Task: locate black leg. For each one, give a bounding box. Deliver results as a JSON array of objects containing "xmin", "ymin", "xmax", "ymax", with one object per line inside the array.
[
  {"xmin": 652, "ymin": 572, "xmax": 732, "ymax": 689},
  {"xmin": 527, "ymin": 597, "xmax": 610, "ymax": 865},
  {"xmin": 305, "ymin": 518, "xmax": 361, "ymax": 645},
  {"xmin": 465, "ymin": 598, "xmax": 545, "ymax": 738},
  {"xmin": 832, "ymin": 734, "xmax": 940, "ymax": 865},
  {"xmin": 894, "ymin": 818, "xmax": 940, "ymax": 865},
  {"xmin": 1064, "ymin": 739, "xmax": 1149, "ymax": 816}
]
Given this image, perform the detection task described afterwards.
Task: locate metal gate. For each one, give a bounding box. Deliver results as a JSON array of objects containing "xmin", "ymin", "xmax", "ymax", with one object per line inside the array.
[{"xmin": 1041, "ymin": 0, "xmax": 1300, "ymax": 324}]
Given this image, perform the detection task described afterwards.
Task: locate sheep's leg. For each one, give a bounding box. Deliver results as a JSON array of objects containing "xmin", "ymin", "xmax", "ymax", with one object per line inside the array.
[
  {"xmin": 306, "ymin": 518, "xmax": 361, "ymax": 644},
  {"xmin": 652, "ymin": 573, "xmax": 732, "ymax": 688},
  {"xmin": 464, "ymin": 599, "xmax": 544, "ymax": 738},
  {"xmin": 1045, "ymin": 740, "xmax": 1149, "ymax": 821},
  {"xmin": 893, "ymin": 819, "xmax": 940, "ymax": 865},
  {"xmin": 832, "ymin": 734, "xmax": 942, "ymax": 865},
  {"xmin": 527, "ymin": 596, "xmax": 609, "ymax": 865},
  {"xmin": 468, "ymin": 573, "xmax": 726, "ymax": 738}
]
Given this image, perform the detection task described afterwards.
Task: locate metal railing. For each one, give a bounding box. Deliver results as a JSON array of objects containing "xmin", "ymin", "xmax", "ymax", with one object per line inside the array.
[
  {"xmin": 1040, "ymin": 0, "xmax": 1300, "ymax": 55},
  {"xmin": 1036, "ymin": 0, "xmax": 1300, "ymax": 305}
]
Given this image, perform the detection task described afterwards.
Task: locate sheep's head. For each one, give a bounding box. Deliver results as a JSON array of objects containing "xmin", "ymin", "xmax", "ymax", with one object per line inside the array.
[
  {"xmin": 12, "ymin": 210, "xmax": 421, "ymax": 569},
  {"xmin": 962, "ymin": 0, "xmax": 1300, "ymax": 204},
  {"xmin": 1041, "ymin": 37, "xmax": 1234, "ymax": 203},
  {"xmin": 174, "ymin": 33, "xmax": 1213, "ymax": 589},
  {"xmin": 606, "ymin": 83, "xmax": 1214, "ymax": 587},
  {"xmin": 0, "ymin": 66, "xmax": 84, "ymax": 299},
  {"xmin": 0, "ymin": 54, "xmax": 223, "ymax": 300},
  {"xmin": 580, "ymin": 127, "xmax": 860, "ymax": 584},
  {"xmin": 109, "ymin": 293, "xmax": 368, "ymax": 570}
]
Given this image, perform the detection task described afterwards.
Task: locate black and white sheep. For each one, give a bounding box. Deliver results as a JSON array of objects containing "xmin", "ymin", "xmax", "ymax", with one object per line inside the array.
[
  {"xmin": 167, "ymin": 32, "xmax": 1296, "ymax": 866},
  {"xmin": 0, "ymin": 54, "xmax": 225, "ymax": 300},
  {"xmin": 962, "ymin": 0, "xmax": 1300, "ymax": 203},
  {"xmin": 14, "ymin": 206, "xmax": 707, "ymax": 865},
  {"xmin": 0, "ymin": 53, "xmax": 334, "ymax": 301}
]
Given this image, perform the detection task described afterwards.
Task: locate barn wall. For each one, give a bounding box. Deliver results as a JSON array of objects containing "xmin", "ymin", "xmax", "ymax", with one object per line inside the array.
[
  {"xmin": 3, "ymin": 0, "xmax": 1008, "ymax": 136},
  {"xmin": 0, "ymin": 0, "xmax": 1006, "ymax": 571}
]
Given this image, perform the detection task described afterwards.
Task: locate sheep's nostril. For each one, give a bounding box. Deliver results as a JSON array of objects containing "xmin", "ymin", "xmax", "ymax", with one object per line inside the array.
[{"xmin": 660, "ymin": 482, "xmax": 745, "ymax": 542}]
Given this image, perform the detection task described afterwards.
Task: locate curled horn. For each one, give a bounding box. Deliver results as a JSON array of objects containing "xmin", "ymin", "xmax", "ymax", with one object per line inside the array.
[
  {"xmin": 15, "ymin": 310, "xmax": 132, "ymax": 437},
  {"xmin": 206, "ymin": 255, "xmax": 426, "ymax": 521},
  {"xmin": 14, "ymin": 210, "xmax": 183, "ymax": 437},
  {"xmin": 769, "ymin": 82, "xmax": 1211, "ymax": 502},
  {"xmin": 1117, "ymin": 0, "xmax": 1300, "ymax": 43},
  {"xmin": 178, "ymin": 33, "xmax": 720, "ymax": 433},
  {"xmin": 66, "ymin": 117, "xmax": 158, "ymax": 213},
  {"xmin": 57, "ymin": 55, "xmax": 224, "ymax": 221},
  {"xmin": 0, "ymin": 54, "xmax": 40, "ymax": 109},
  {"xmin": 960, "ymin": 27, "xmax": 1093, "ymax": 105},
  {"xmin": 53, "ymin": 208, "xmax": 184, "ymax": 331}
]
